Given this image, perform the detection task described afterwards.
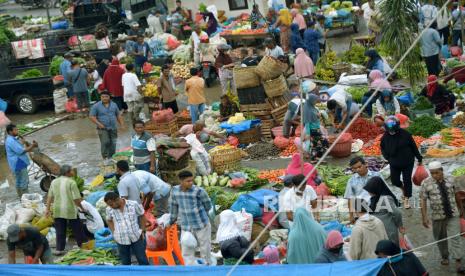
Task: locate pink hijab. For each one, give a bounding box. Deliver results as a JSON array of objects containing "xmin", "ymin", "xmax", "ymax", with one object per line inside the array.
[
  {"xmin": 294, "ymin": 48, "xmax": 315, "ymax": 78},
  {"xmin": 325, "ymin": 230, "xmax": 344, "ymax": 249},
  {"xmin": 369, "ymin": 69, "xmax": 391, "ymax": 90},
  {"xmin": 285, "ymin": 153, "xmax": 317, "ymax": 187}
]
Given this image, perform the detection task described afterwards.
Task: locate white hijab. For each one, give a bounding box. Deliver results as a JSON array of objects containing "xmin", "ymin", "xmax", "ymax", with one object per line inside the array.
[{"xmin": 216, "ymin": 210, "xmax": 242, "ymax": 243}]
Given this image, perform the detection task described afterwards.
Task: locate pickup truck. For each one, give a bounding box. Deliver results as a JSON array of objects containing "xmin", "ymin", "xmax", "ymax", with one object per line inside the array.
[{"xmin": 0, "ymin": 63, "xmax": 54, "ymax": 114}]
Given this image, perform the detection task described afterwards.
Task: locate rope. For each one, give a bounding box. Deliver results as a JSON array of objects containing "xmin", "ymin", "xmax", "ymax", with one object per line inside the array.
[{"xmin": 226, "ymin": 1, "xmax": 453, "ymax": 274}]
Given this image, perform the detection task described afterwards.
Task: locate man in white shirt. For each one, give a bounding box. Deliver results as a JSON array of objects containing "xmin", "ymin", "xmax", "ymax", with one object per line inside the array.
[
  {"xmin": 132, "ymin": 170, "xmax": 172, "ymax": 216},
  {"xmin": 191, "ymin": 25, "xmax": 208, "ymax": 66},
  {"xmin": 436, "ymin": 8, "xmax": 451, "ymax": 45},
  {"xmin": 421, "ymin": 0, "xmax": 438, "ymax": 29},
  {"xmin": 280, "ymin": 174, "xmax": 318, "ymax": 226},
  {"xmin": 264, "ymin": 38, "xmax": 284, "ymax": 59},
  {"xmin": 361, "ymin": 0, "xmax": 375, "ymax": 33},
  {"xmin": 122, "ymin": 63, "xmax": 143, "ymax": 124},
  {"xmin": 147, "ymin": 9, "xmax": 166, "ymax": 35}
]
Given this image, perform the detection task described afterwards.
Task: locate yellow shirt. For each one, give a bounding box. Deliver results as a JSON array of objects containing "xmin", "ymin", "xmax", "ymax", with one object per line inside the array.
[{"xmin": 185, "ymin": 76, "xmax": 206, "ymax": 105}]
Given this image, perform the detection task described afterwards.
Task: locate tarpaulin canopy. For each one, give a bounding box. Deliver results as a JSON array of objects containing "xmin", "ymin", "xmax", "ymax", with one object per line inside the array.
[{"xmin": 0, "ymin": 259, "xmax": 386, "ymax": 276}]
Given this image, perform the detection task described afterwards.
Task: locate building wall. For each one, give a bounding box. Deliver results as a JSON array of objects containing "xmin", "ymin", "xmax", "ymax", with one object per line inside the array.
[{"xmin": 168, "ymin": 0, "xmax": 269, "ymax": 18}]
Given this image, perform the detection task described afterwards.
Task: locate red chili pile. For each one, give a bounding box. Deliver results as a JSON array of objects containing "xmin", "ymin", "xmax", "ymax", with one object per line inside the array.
[{"xmin": 348, "ymin": 118, "xmax": 383, "ymax": 143}]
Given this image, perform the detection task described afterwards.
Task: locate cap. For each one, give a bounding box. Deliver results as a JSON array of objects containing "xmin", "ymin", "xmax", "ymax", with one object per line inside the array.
[
  {"xmin": 395, "ymin": 113, "xmax": 409, "ymax": 129},
  {"xmin": 428, "ymin": 161, "xmax": 442, "ymax": 170},
  {"xmin": 7, "ymin": 224, "xmax": 20, "ymax": 243}
]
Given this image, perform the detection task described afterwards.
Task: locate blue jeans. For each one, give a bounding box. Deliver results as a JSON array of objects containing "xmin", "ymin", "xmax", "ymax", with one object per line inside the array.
[
  {"xmin": 117, "ymin": 238, "xmax": 149, "ymax": 265},
  {"xmin": 14, "ymin": 168, "xmax": 29, "ymax": 191},
  {"xmin": 190, "ymin": 103, "xmax": 205, "ymax": 123},
  {"xmin": 134, "ymin": 162, "xmax": 150, "ymax": 172},
  {"xmin": 335, "ymin": 99, "xmax": 353, "ymax": 125}
]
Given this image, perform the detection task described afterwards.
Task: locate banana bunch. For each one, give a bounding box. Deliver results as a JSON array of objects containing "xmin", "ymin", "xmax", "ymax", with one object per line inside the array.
[
  {"xmin": 316, "ymin": 68, "xmax": 336, "ymax": 81},
  {"xmin": 143, "ymin": 83, "xmax": 158, "ymax": 97},
  {"xmin": 209, "ymin": 143, "xmax": 235, "ymax": 153},
  {"xmin": 227, "ymin": 113, "xmax": 245, "ymax": 124}
]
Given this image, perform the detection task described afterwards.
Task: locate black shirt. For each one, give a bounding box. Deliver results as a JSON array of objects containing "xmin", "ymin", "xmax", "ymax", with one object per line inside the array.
[
  {"xmin": 380, "ymin": 128, "xmax": 423, "ymax": 168},
  {"xmin": 7, "ymin": 227, "xmax": 49, "ymax": 256},
  {"xmin": 242, "ymin": 57, "xmax": 259, "ymax": 66}
]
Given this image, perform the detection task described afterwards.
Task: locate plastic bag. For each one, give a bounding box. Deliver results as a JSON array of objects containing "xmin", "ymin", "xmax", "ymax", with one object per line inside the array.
[
  {"xmin": 33, "ymin": 216, "xmax": 54, "ymax": 231},
  {"xmin": 157, "ymin": 214, "xmax": 171, "ymax": 227},
  {"xmin": 146, "ymin": 226, "xmax": 167, "ymax": 251},
  {"xmin": 0, "ymin": 111, "xmax": 10, "ymax": 128},
  {"xmin": 235, "ymin": 209, "xmax": 253, "ymax": 241},
  {"xmin": 46, "ymin": 227, "xmax": 56, "ymax": 248},
  {"xmin": 315, "ymin": 183, "xmax": 330, "ymax": 197},
  {"xmin": 399, "ymin": 234, "xmax": 413, "ymax": 250},
  {"xmin": 65, "ymin": 98, "xmax": 78, "ymax": 113},
  {"xmin": 227, "ymin": 136, "xmax": 239, "ymax": 147},
  {"xmin": 180, "ymin": 230, "xmax": 198, "ymax": 248},
  {"xmin": 262, "ymin": 210, "xmax": 279, "ymax": 229},
  {"xmin": 152, "ymin": 108, "xmax": 174, "ymax": 123},
  {"xmin": 21, "ymin": 193, "xmax": 45, "ymax": 215},
  {"xmin": 231, "ymin": 195, "xmax": 263, "ymax": 218},
  {"xmin": 167, "ymin": 36, "xmax": 181, "ymax": 50},
  {"xmin": 86, "ymin": 191, "xmax": 107, "ymax": 206},
  {"xmin": 412, "ymin": 165, "xmax": 429, "ymax": 186},
  {"xmin": 94, "ymin": 228, "xmax": 113, "ymax": 242},
  {"xmin": 144, "ymin": 208, "xmax": 157, "ymax": 231}
]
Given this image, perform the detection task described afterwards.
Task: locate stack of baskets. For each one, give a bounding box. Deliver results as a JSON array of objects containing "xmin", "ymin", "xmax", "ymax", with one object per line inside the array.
[
  {"xmin": 210, "ymin": 147, "xmax": 242, "ymax": 174},
  {"xmin": 145, "ymin": 118, "xmax": 178, "ymax": 136}
]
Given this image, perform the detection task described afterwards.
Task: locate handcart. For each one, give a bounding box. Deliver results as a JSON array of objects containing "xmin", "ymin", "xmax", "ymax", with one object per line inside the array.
[{"xmin": 28, "ymin": 147, "xmax": 61, "ymax": 193}]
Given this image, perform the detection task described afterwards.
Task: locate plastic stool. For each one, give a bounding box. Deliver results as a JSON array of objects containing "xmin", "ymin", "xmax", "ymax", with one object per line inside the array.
[{"xmin": 145, "ymin": 224, "xmax": 184, "ymax": 266}]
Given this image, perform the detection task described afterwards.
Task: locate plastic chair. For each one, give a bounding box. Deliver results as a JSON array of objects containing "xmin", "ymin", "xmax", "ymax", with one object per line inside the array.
[{"xmin": 145, "ymin": 224, "xmax": 184, "ymax": 266}]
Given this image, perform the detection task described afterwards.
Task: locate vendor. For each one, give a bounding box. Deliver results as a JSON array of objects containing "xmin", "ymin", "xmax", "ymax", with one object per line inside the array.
[
  {"xmin": 241, "ymin": 48, "xmax": 260, "ymax": 67},
  {"xmin": 215, "ymin": 44, "xmax": 235, "ymax": 95},
  {"xmin": 365, "ymin": 49, "xmax": 385, "ymax": 75},
  {"xmin": 250, "ymin": 4, "xmax": 265, "ymax": 29},
  {"xmin": 177, "ymin": 121, "xmax": 224, "ymax": 142},
  {"xmin": 131, "ymin": 120, "xmax": 157, "ymax": 173},
  {"xmin": 219, "ymin": 95, "xmax": 239, "ymax": 122},
  {"xmin": 283, "ymin": 84, "xmax": 303, "ymax": 138},
  {"xmin": 191, "ymin": 25, "xmax": 208, "ymax": 66},
  {"xmin": 264, "ymin": 38, "xmax": 284, "ymax": 59},
  {"xmin": 421, "ymin": 75, "xmax": 456, "ymax": 116},
  {"xmin": 147, "ymin": 9, "xmax": 167, "ymax": 35},
  {"xmin": 132, "ymin": 170, "xmax": 171, "ymax": 215},
  {"xmin": 363, "ymin": 69, "xmax": 391, "ymax": 117},
  {"xmin": 375, "ymin": 89, "xmax": 400, "ymax": 116},
  {"xmin": 326, "ymin": 88, "xmax": 359, "ymax": 129},
  {"xmin": 133, "ymin": 34, "xmax": 152, "ymax": 76},
  {"xmin": 304, "ymin": 94, "xmax": 328, "ymax": 161},
  {"xmin": 285, "ymin": 153, "xmax": 319, "ymax": 188},
  {"xmin": 7, "ymin": 224, "xmax": 52, "ymax": 264},
  {"xmin": 126, "ymin": 22, "xmax": 144, "ymax": 40},
  {"xmin": 170, "ymin": 7, "xmax": 185, "ymax": 40},
  {"xmin": 281, "ymin": 174, "xmax": 318, "ymax": 225},
  {"xmin": 60, "ymin": 52, "xmax": 74, "ymax": 98}
]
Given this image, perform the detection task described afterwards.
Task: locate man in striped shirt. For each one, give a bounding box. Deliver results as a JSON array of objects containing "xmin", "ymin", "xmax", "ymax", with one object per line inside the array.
[{"xmin": 169, "ymin": 170, "xmax": 213, "ymax": 264}]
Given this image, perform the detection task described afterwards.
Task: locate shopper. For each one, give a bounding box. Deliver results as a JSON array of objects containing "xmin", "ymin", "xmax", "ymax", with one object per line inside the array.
[
  {"xmin": 68, "ymin": 59, "xmax": 90, "ymax": 113},
  {"xmin": 281, "ymin": 174, "xmax": 318, "ymax": 225},
  {"xmin": 274, "ymin": 9, "xmax": 292, "ymax": 53},
  {"xmin": 326, "ymin": 88, "xmax": 358, "ymax": 129},
  {"xmin": 314, "ymin": 230, "xmax": 347, "ymax": 264},
  {"xmin": 294, "ymin": 48, "xmax": 315, "ymax": 78},
  {"xmin": 133, "ymin": 34, "xmax": 151, "ymax": 76},
  {"xmin": 420, "ymin": 21, "xmax": 442, "ymax": 76},
  {"xmin": 133, "ymin": 170, "xmax": 171, "ymax": 215},
  {"xmin": 381, "ymin": 116, "xmax": 423, "ymax": 209},
  {"xmin": 437, "ymin": 6, "xmax": 451, "ymax": 45},
  {"xmin": 215, "ymin": 44, "xmax": 235, "ymax": 95},
  {"xmin": 60, "ymin": 52, "xmax": 74, "ymax": 98},
  {"xmin": 45, "ymin": 165, "xmax": 88, "ymax": 256},
  {"xmin": 169, "ymin": 170, "xmax": 213, "ymax": 264},
  {"xmin": 7, "ymin": 224, "xmax": 52, "ymax": 264},
  {"xmin": 303, "ymin": 93, "xmax": 328, "ymax": 161},
  {"xmin": 349, "ymin": 199, "xmax": 388, "ymax": 260},
  {"xmin": 375, "ymin": 89, "xmax": 400, "ymax": 116},
  {"xmin": 157, "ymin": 65, "xmax": 178, "ymax": 113},
  {"xmin": 452, "ymin": 3, "xmax": 465, "ymax": 46},
  {"xmin": 420, "ymin": 0, "xmax": 438, "ymax": 29},
  {"xmin": 364, "ymin": 176, "xmax": 404, "ymax": 246},
  {"xmin": 89, "ymin": 91, "xmax": 124, "ymax": 162},
  {"xmin": 421, "ymin": 75, "xmax": 456, "ymax": 116},
  {"xmin": 147, "ymin": 9, "xmax": 167, "ymax": 35},
  {"xmin": 376, "ymin": 240, "xmax": 428, "ymax": 276},
  {"xmin": 115, "ymin": 160, "xmax": 142, "ymax": 204},
  {"xmin": 122, "ymin": 63, "xmax": 143, "ymax": 124},
  {"xmin": 216, "ymin": 210, "xmax": 254, "ymax": 264},
  {"xmin": 5, "ymin": 124, "xmax": 37, "ymax": 197},
  {"xmin": 282, "ymin": 87, "xmax": 303, "ymax": 138},
  {"xmin": 315, "ymin": 15, "xmax": 327, "ymax": 55},
  {"xmin": 104, "ymin": 192, "xmax": 149, "ymax": 265},
  {"xmin": 185, "ymin": 67, "xmax": 206, "ymax": 123},
  {"xmin": 304, "ymin": 21, "xmax": 323, "ymax": 65},
  {"xmin": 291, "ymin": 9, "xmax": 306, "ymax": 38},
  {"xmin": 290, "ymin": 24, "xmax": 305, "ymax": 54},
  {"xmin": 102, "ymin": 58, "xmax": 125, "ymax": 110},
  {"xmin": 420, "ymin": 161, "xmax": 465, "ymax": 272},
  {"xmin": 131, "ymin": 120, "xmax": 157, "ymax": 173},
  {"xmin": 78, "ymin": 200, "xmax": 104, "ymax": 236},
  {"xmin": 344, "ymin": 156, "xmax": 382, "ymax": 222},
  {"xmin": 191, "ymin": 25, "xmax": 208, "ymax": 66},
  {"xmin": 363, "ymin": 69, "xmax": 391, "ymax": 117},
  {"xmin": 287, "ymin": 208, "xmax": 327, "ymax": 264}
]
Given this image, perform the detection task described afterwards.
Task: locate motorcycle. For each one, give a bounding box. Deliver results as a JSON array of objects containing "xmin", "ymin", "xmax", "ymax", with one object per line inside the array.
[{"xmin": 199, "ymin": 61, "xmax": 218, "ymax": 88}]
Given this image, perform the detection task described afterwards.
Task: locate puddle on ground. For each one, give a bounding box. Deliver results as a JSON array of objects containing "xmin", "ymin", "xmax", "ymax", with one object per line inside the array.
[{"xmin": 49, "ymin": 131, "xmax": 95, "ymax": 143}]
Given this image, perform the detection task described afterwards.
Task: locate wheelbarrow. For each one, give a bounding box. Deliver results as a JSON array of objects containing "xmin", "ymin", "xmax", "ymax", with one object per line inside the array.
[{"xmin": 28, "ymin": 148, "xmax": 61, "ymax": 193}]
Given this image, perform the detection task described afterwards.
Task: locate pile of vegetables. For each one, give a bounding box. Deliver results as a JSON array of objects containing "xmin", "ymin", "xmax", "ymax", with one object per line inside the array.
[
  {"xmin": 446, "ymin": 79, "xmax": 465, "ymax": 96},
  {"xmin": 239, "ymin": 168, "xmax": 268, "ymax": 191},
  {"xmin": 315, "ymin": 51, "xmax": 339, "ymax": 82},
  {"xmin": 318, "ymin": 165, "xmax": 349, "ymax": 196},
  {"xmin": 172, "ymin": 61, "xmax": 194, "ymax": 79},
  {"xmin": 258, "ymin": 169, "xmax": 285, "ymax": 183},
  {"xmin": 49, "ymin": 55, "xmax": 65, "ymax": 76},
  {"xmin": 15, "ymin": 69, "xmax": 43, "ymax": 79},
  {"xmin": 279, "ymin": 142, "xmax": 298, "ymax": 157},
  {"xmin": 346, "ymin": 86, "xmax": 368, "ymax": 103},
  {"xmin": 362, "ymin": 134, "xmax": 426, "ymax": 156},
  {"xmin": 17, "ymin": 124, "xmax": 34, "ymax": 135},
  {"xmin": 205, "ymin": 186, "xmax": 241, "ymax": 212},
  {"xmin": 73, "ymin": 175, "xmax": 85, "ymax": 192},
  {"xmin": 440, "ymin": 128, "xmax": 465, "ymax": 147},
  {"xmin": 55, "ymin": 248, "xmax": 119, "ymax": 265},
  {"xmin": 342, "ymin": 44, "xmax": 366, "ymax": 65},
  {"xmin": 142, "ymin": 83, "xmax": 158, "ymax": 97},
  {"xmin": 244, "ymin": 142, "xmax": 281, "ymax": 160},
  {"xmin": 348, "ymin": 117, "xmax": 383, "ymax": 143},
  {"xmin": 452, "ymin": 112, "xmax": 465, "ymax": 128},
  {"xmin": 452, "ymin": 167, "xmax": 465, "ymax": 177},
  {"xmin": 0, "ymin": 25, "xmax": 15, "ymax": 45},
  {"xmin": 412, "ymin": 96, "xmax": 434, "ymax": 111},
  {"xmin": 119, "ymin": 56, "xmax": 134, "ymax": 65},
  {"xmin": 408, "ymin": 116, "xmax": 446, "ymax": 138},
  {"xmin": 195, "ymin": 172, "xmax": 231, "ymax": 188}
]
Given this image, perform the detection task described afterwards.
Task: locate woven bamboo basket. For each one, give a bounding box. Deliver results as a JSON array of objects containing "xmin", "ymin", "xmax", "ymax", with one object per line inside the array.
[
  {"xmin": 210, "ymin": 148, "xmax": 242, "ymax": 174},
  {"xmin": 234, "ymin": 66, "xmax": 260, "ymax": 89},
  {"xmin": 263, "ymin": 75, "xmax": 287, "ymax": 98},
  {"xmin": 235, "ymin": 125, "xmax": 261, "ymax": 144},
  {"xmin": 255, "ymin": 56, "xmax": 284, "ymax": 81}
]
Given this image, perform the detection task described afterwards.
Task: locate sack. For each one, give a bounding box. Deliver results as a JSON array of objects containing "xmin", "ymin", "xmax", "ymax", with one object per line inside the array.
[
  {"xmin": 315, "ymin": 183, "xmax": 330, "ymax": 196},
  {"xmin": 53, "ymin": 88, "xmax": 68, "ymax": 114},
  {"xmin": 399, "ymin": 234, "xmax": 413, "ymax": 250},
  {"xmin": 15, "ymin": 208, "xmax": 35, "ymax": 224},
  {"xmin": 21, "ymin": 193, "xmax": 45, "ymax": 215},
  {"xmin": 167, "ymin": 36, "xmax": 181, "ymax": 50},
  {"xmin": 65, "ymin": 98, "xmax": 78, "ymax": 113},
  {"xmin": 0, "ymin": 202, "xmax": 20, "ymax": 240},
  {"xmin": 0, "ymin": 111, "xmax": 10, "ymax": 128},
  {"xmin": 231, "ymin": 195, "xmax": 263, "ymax": 218},
  {"xmin": 94, "ymin": 228, "xmax": 113, "ymax": 242},
  {"xmin": 32, "ymin": 216, "xmax": 54, "ymax": 231},
  {"xmin": 227, "ymin": 136, "xmax": 239, "ymax": 147},
  {"xmin": 152, "ymin": 108, "xmax": 175, "ymax": 123},
  {"xmin": 180, "ymin": 230, "xmax": 198, "ymax": 248},
  {"xmin": 146, "ymin": 226, "xmax": 167, "ymax": 251},
  {"xmin": 11, "ymin": 40, "xmax": 31, "ymax": 59},
  {"xmin": 28, "ymin": 39, "xmax": 45, "ymax": 59},
  {"xmin": 46, "ymin": 227, "xmax": 56, "ymax": 248},
  {"xmin": 235, "ymin": 209, "xmax": 253, "ymax": 241},
  {"xmin": 273, "ymin": 136, "xmax": 289, "ymax": 150},
  {"xmin": 460, "ymin": 218, "xmax": 465, "ymax": 238},
  {"xmin": 412, "ymin": 165, "xmax": 429, "ymax": 186}
]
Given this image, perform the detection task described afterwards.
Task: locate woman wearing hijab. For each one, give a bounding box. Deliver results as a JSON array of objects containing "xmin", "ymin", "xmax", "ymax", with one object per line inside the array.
[
  {"xmin": 294, "ymin": 48, "xmax": 315, "ymax": 78},
  {"xmin": 274, "ymin": 9, "xmax": 292, "ymax": 53},
  {"xmin": 314, "ymin": 230, "xmax": 347, "ymax": 263},
  {"xmin": 376, "ymin": 90, "xmax": 400, "ymax": 117},
  {"xmin": 304, "ymin": 94, "xmax": 328, "ymax": 161},
  {"xmin": 216, "ymin": 210, "xmax": 254, "ymax": 264},
  {"xmin": 202, "ymin": 6, "xmax": 219, "ymax": 36},
  {"xmin": 102, "ymin": 58, "xmax": 125, "ymax": 110},
  {"xmin": 287, "ymin": 208, "xmax": 327, "ymax": 264},
  {"xmin": 381, "ymin": 116, "xmax": 423, "ymax": 209},
  {"xmin": 421, "ymin": 75, "xmax": 456, "ymax": 116},
  {"xmin": 364, "ymin": 176, "xmax": 404, "ymax": 246},
  {"xmin": 250, "ymin": 4, "xmax": 264, "ymax": 29},
  {"xmin": 290, "ymin": 24, "xmax": 305, "ymax": 54},
  {"xmin": 375, "ymin": 240, "xmax": 428, "ymax": 276},
  {"xmin": 365, "ymin": 49, "xmax": 385, "ymax": 75},
  {"xmin": 362, "ymin": 69, "xmax": 392, "ymax": 117},
  {"xmin": 285, "ymin": 153, "xmax": 319, "ymax": 187},
  {"xmin": 215, "ymin": 44, "xmax": 235, "ymax": 95}
]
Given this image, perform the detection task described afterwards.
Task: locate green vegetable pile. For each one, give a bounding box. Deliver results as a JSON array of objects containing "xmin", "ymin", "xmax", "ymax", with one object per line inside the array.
[
  {"xmin": 452, "ymin": 167, "xmax": 465, "ymax": 177},
  {"xmin": 73, "ymin": 176, "xmax": 85, "ymax": 192},
  {"xmin": 120, "ymin": 56, "xmax": 134, "ymax": 65},
  {"xmin": 446, "ymin": 79, "xmax": 465, "ymax": 96},
  {"xmin": 318, "ymin": 165, "xmax": 350, "ymax": 196},
  {"xmin": 49, "ymin": 55, "xmax": 65, "ymax": 76},
  {"xmin": 346, "ymin": 86, "xmax": 368, "ymax": 103},
  {"xmin": 342, "ymin": 44, "xmax": 366, "ymax": 65},
  {"xmin": 205, "ymin": 186, "xmax": 242, "ymax": 212},
  {"xmin": 407, "ymin": 115, "xmax": 446, "ymax": 138},
  {"xmin": 0, "ymin": 24, "xmax": 15, "ymax": 45},
  {"xmin": 15, "ymin": 69, "xmax": 43, "ymax": 79},
  {"xmin": 54, "ymin": 248, "xmax": 119, "ymax": 265},
  {"xmin": 239, "ymin": 167, "xmax": 268, "ymax": 191},
  {"xmin": 412, "ymin": 96, "xmax": 434, "ymax": 111},
  {"xmin": 17, "ymin": 124, "xmax": 34, "ymax": 135},
  {"xmin": 195, "ymin": 172, "xmax": 231, "ymax": 188}
]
